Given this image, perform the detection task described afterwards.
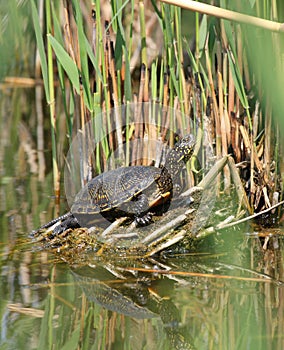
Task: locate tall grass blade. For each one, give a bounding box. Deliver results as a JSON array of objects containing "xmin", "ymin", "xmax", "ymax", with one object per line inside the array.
[
  {"xmin": 71, "ymin": 0, "xmax": 92, "ymax": 112},
  {"xmin": 227, "ymin": 49, "xmax": 250, "ymax": 112},
  {"xmin": 46, "ymin": 0, "xmax": 60, "ymax": 198},
  {"xmin": 123, "ymin": 46, "xmax": 132, "ymax": 101},
  {"xmin": 31, "ymin": 1, "xmax": 49, "ymax": 102},
  {"xmin": 47, "ymin": 34, "xmax": 80, "ymax": 93},
  {"xmin": 84, "ymin": 38, "xmax": 103, "ymax": 83}
]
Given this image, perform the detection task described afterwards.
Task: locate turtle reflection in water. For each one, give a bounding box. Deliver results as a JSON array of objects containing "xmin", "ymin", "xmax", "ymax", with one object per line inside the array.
[
  {"xmin": 33, "ymin": 134, "xmax": 195, "ymax": 235},
  {"xmin": 72, "ymin": 265, "xmax": 195, "ymax": 349}
]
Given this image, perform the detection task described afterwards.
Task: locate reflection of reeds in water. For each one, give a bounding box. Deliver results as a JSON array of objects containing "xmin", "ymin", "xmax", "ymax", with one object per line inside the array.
[{"xmin": 1, "ymin": 237, "xmax": 284, "ymax": 349}]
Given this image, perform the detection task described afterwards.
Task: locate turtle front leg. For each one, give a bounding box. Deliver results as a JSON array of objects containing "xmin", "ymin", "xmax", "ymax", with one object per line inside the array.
[
  {"xmin": 119, "ymin": 193, "xmax": 153, "ymax": 226},
  {"xmin": 132, "ymin": 193, "xmax": 153, "ymax": 226}
]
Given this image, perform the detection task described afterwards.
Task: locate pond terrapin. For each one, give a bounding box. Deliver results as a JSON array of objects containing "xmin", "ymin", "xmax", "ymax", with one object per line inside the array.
[{"xmin": 34, "ymin": 134, "xmax": 196, "ymax": 234}]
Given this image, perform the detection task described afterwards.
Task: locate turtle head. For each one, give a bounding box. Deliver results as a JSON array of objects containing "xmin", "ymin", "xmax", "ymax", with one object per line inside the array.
[
  {"xmin": 173, "ymin": 134, "xmax": 196, "ymax": 161},
  {"xmin": 164, "ymin": 134, "xmax": 196, "ymax": 178}
]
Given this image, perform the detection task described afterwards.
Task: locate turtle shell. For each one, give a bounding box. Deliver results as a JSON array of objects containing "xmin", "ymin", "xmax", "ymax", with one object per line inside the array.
[{"xmin": 71, "ymin": 166, "xmax": 173, "ymax": 219}]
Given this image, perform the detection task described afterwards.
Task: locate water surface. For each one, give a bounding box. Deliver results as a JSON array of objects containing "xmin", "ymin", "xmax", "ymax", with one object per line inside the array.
[{"xmin": 0, "ymin": 89, "xmax": 283, "ymax": 350}]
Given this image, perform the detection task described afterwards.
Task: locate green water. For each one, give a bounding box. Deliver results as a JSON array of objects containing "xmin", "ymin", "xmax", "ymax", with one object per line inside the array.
[{"xmin": 0, "ymin": 89, "xmax": 284, "ymax": 350}]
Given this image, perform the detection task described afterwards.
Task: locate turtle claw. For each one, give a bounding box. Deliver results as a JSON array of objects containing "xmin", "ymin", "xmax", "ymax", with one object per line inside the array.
[{"xmin": 135, "ymin": 212, "xmax": 153, "ymax": 226}]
